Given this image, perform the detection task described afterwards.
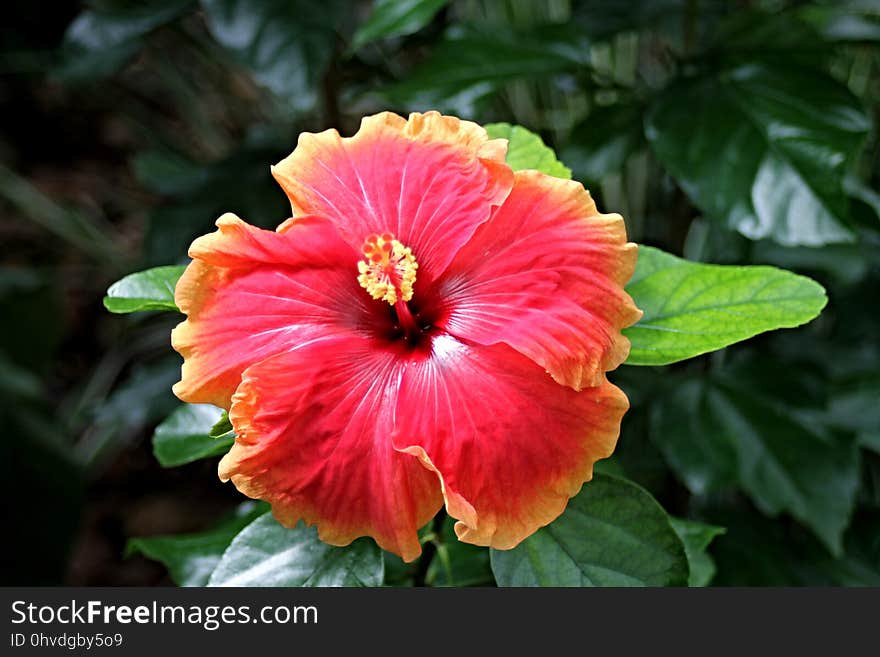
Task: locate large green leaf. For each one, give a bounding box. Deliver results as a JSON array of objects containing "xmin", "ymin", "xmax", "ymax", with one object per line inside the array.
[
  {"xmin": 710, "ymin": 10, "xmax": 829, "ymax": 69},
  {"xmin": 126, "ymin": 502, "xmax": 268, "ymax": 586},
  {"xmin": 710, "ymin": 508, "xmax": 880, "ymax": 586},
  {"xmin": 646, "ymin": 62, "xmax": 870, "ymax": 246},
  {"xmin": 208, "ymin": 514, "xmax": 384, "ymax": 586},
  {"xmin": 490, "ymin": 474, "xmax": 688, "ymax": 586},
  {"xmin": 152, "ymin": 404, "xmax": 235, "ymax": 467},
  {"xmin": 200, "ymin": 0, "xmax": 343, "ymax": 112},
  {"xmin": 138, "ymin": 135, "xmax": 290, "ymax": 265},
  {"xmin": 103, "ymin": 265, "xmax": 185, "ymax": 313},
  {"xmin": 828, "ymin": 373, "xmax": 880, "ymax": 452},
  {"xmin": 485, "ymin": 123, "xmax": 571, "ymax": 179},
  {"xmin": 651, "ymin": 363, "xmax": 861, "ymax": 555},
  {"xmin": 669, "ymin": 517, "xmax": 725, "ymax": 587},
  {"xmin": 56, "ymin": 0, "xmax": 194, "ymax": 82},
  {"xmin": 386, "ymin": 25, "xmax": 588, "ymax": 115},
  {"xmin": 800, "ymin": 3, "xmax": 880, "ymax": 43},
  {"xmin": 623, "ymin": 246, "xmax": 827, "ymax": 366},
  {"xmin": 752, "ymin": 239, "xmax": 874, "ymax": 287},
  {"xmin": 352, "ymin": 0, "xmax": 448, "ymax": 49},
  {"xmin": 79, "ymin": 358, "xmax": 181, "ymax": 468},
  {"xmin": 560, "ymin": 103, "xmax": 644, "ymax": 185},
  {"xmin": 132, "ymin": 150, "xmax": 210, "ymax": 197},
  {"xmin": 572, "ymin": 0, "xmax": 685, "ymax": 40}
]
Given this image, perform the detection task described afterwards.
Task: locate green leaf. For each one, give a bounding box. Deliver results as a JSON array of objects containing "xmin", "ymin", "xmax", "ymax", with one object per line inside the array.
[
  {"xmin": 209, "ymin": 410, "xmax": 234, "ymax": 440},
  {"xmin": 827, "ymin": 372, "xmax": 880, "ymax": 455},
  {"xmin": 710, "ymin": 507, "xmax": 880, "ymax": 586},
  {"xmin": 650, "ymin": 379, "xmax": 738, "ymax": 494},
  {"xmin": 490, "ymin": 474, "xmax": 688, "ymax": 586},
  {"xmin": 79, "ymin": 357, "xmax": 181, "ymax": 468},
  {"xmin": 126, "ymin": 502, "xmax": 268, "ymax": 586},
  {"xmin": 572, "ymin": 0, "xmax": 684, "ymax": 40},
  {"xmin": 386, "ymin": 25, "xmax": 588, "ymax": 115},
  {"xmin": 0, "ymin": 163, "xmax": 123, "ymax": 268},
  {"xmin": 560, "ymin": 103, "xmax": 644, "ymax": 185},
  {"xmin": 200, "ymin": 0, "xmax": 343, "ymax": 112},
  {"xmin": 208, "ymin": 514, "xmax": 384, "ymax": 586},
  {"xmin": 426, "ymin": 516, "xmax": 493, "ymax": 587},
  {"xmin": 669, "ymin": 518, "xmax": 725, "ymax": 587},
  {"xmin": 352, "ymin": 0, "xmax": 448, "ymax": 49},
  {"xmin": 56, "ymin": 0, "xmax": 194, "ymax": 83},
  {"xmin": 651, "ymin": 364, "xmax": 861, "ymax": 555},
  {"xmin": 485, "ymin": 123, "xmax": 571, "ymax": 179},
  {"xmin": 103, "ymin": 265, "xmax": 185, "ymax": 313},
  {"xmin": 152, "ymin": 404, "xmax": 235, "ymax": 468},
  {"xmin": 844, "ymin": 174, "xmax": 880, "ymax": 229},
  {"xmin": 0, "ymin": 351, "xmax": 43, "ymax": 400},
  {"xmin": 752, "ymin": 239, "xmax": 873, "ymax": 287},
  {"xmin": 623, "ymin": 246, "xmax": 827, "ymax": 366},
  {"xmin": 828, "ymin": 373, "xmax": 880, "ymax": 434},
  {"xmin": 646, "ymin": 63, "xmax": 870, "ymax": 246},
  {"xmin": 711, "ymin": 10, "xmax": 828, "ymax": 69},
  {"xmin": 140, "ymin": 135, "xmax": 290, "ymax": 265},
  {"xmin": 859, "ymin": 433, "xmax": 880, "ymax": 454},
  {"xmin": 800, "ymin": 3, "xmax": 880, "ymax": 43},
  {"xmin": 131, "ymin": 150, "xmax": 209, "ymax": 196}
]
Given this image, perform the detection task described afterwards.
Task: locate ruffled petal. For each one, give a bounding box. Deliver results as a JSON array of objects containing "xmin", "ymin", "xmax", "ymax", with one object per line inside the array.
[
  {"xmin": 172, "ymin": 213, "xmax": 379, "ymax": 408},
  {"xmin": 393, "ymin": 334, "xmax": 629, "ymax": 550},
  {"xmin": 271, "ymin": 111, "xmax": 513, "ymax": 285},
  {"xmin": 217, "ymin": 326, "xmax": 628, "ymax": 558},
  {"xmin": 220, "ymin": 336, "xmax": 443, "ymax": 562},
  {"xmin": 434, "ymin": 170, "xmax": 642, "ymax": 390}
]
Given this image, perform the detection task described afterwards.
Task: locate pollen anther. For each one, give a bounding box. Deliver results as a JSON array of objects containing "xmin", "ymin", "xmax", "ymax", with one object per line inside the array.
[{"xmin": 357, "ymin": 233, "xmax": 418, "ymax": 305}]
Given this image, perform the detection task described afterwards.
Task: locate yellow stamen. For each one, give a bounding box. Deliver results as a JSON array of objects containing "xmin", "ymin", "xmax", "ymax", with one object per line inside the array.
[{"xmin": 357, "ymin": 233, "xmax": 418, "ymax": 305}]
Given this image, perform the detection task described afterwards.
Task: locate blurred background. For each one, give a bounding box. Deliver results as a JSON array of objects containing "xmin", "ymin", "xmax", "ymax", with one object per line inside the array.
[{"xmin": 2, "ymin": 0, "xmax": 878, "ymax": 586}]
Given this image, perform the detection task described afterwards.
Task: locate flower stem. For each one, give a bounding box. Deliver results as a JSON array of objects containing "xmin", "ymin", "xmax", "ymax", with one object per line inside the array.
[{"xmin": 413, "ymin": 508, "xmax": 447, "ymax": 587}]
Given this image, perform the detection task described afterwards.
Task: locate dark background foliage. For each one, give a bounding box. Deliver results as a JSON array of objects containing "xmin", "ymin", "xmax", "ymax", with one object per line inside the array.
[{"xmin": 2, "ymin": 0, "xmax": 878, "ymax": 585}]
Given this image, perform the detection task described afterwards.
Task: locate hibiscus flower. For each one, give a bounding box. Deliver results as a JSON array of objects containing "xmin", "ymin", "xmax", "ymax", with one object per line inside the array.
[{"xmin": 171, "ymin": 111, "xmax": 642, "ymax": 562}]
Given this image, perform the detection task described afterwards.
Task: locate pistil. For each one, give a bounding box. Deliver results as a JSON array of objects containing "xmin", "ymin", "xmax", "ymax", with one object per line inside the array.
[{"xmin": 394, "ymin": 299, "xmax": 420, "ymax": 340}]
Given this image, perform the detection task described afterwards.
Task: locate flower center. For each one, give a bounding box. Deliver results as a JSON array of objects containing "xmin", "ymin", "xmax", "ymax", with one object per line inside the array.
[
  {"xmin": 357, "ymin": 233, "xmax": 435, "ymax": 347},
  {"xmin": 357, "ymin": 233, "xmax": 418, "ymax": 305}
]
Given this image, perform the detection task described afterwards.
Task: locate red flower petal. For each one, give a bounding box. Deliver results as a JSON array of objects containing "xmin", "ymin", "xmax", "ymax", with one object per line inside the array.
[
  {"xmin": 218, "ymin": 330, "xmax": 628, "ymax": 560},
  {"xmin": 174, "ymin": 115, "xmax": 641, "ymax": 560},
  {"xmin": 220, "ymin": 337, "xmax": 444, "ymax": 562},
  {"xmin": 434, "ymin": 171, "xmax": 642, "ymax": 390},
  {"xmin": 393, "ymin": 334, "xmax": 629, "ymax": 550},
  {"xmin": 172, "ymin": 213, "xmax": 378, "ymax": 408},
  {"xmin": 271, "ymin": 111, "xmax": 513, "ymax": 285}
]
